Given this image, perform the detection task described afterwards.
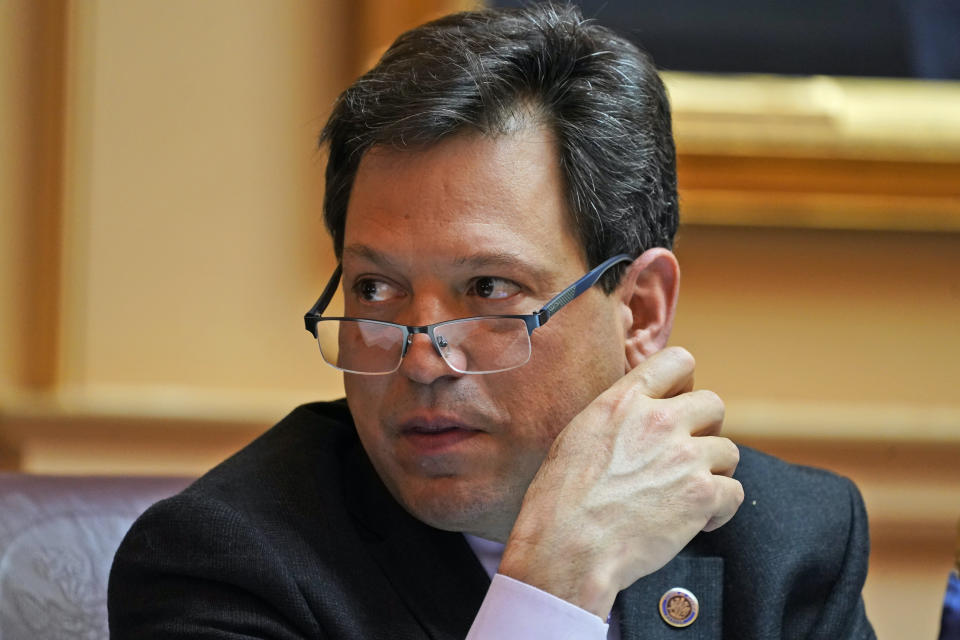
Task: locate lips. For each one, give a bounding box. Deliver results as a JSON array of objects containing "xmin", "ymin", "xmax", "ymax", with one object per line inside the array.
[
  {"xmin": 396, "ymin": 414, "xmax": 483, "ymax": 455},
  {"xmin": 396, "ymin": 411, "xmax": 484, "ymax": 434}
]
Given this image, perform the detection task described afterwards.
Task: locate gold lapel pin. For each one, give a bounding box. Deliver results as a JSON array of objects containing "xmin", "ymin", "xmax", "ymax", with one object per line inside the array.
[{"xmin": 659, "ymin": 587, "xmax": 699, "ymax": 628}]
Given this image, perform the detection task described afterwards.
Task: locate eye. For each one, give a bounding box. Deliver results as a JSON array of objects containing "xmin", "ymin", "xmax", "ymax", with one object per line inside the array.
[
  {"xmin": 353, "ymin": 278, "xmax": 401, "ymax": 303},
  {"xmin": 469, "ymin": 276, "xmax": 520, "ymax": 300}
]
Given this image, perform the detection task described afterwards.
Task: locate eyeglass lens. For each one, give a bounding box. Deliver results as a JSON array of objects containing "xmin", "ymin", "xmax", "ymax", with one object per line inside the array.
[{"xmin": 314, "ymin": 318, "xmax": 531, "ymax": 374}]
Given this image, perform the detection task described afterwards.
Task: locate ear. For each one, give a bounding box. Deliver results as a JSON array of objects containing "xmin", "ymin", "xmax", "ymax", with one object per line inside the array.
[{"xmin": 618, "ymin": 248, "xmax": 680, "ymax": 371}]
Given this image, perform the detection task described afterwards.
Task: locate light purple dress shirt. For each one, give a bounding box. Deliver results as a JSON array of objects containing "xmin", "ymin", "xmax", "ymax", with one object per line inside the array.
[{"xmin": 463, "ymin": 535, "xmax": 621, "ymax": 640}]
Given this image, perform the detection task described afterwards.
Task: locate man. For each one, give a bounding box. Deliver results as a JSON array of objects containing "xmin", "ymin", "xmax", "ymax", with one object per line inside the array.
[{"xmin": 109, "ymin": 4, "xmax": 874, "ymax": 638}]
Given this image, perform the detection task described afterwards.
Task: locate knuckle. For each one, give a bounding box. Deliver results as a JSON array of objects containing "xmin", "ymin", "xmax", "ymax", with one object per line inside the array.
[
  {"xmin": 646, "ymin": 406, "xmax": 676, "ymax": 432},
  {"xmin": 667, "ymin": 346, "xmax": 695, "ymax": 370},
  {"xmin": 694, "ymin": 389, "xmax": 724, "ymax": 423},
  {"xmin": 600, "ymin": 386, "xmax": 643, "ymax": 424},
  {"xmin": 700, "ymin": 389, "xmax": 724, "ymax": 411},
  {"xmin": 591, "ymin": 391, "xmax": 619, "ymax": 417},
  {"xmin": 726, "ymin": 439, "xmax": 741, "ymax": 464},
  {"xmin": 734, "ymin": 481, "xmax": 745, "ymax": 504},
  {"xmin": 673, "ymin": 439, "xmax": 698, "ymax": 464},
  {"xmin": 633, "ymin": 366, "xmax": 659, "ymax": 396},
  {"xmin": 688, "ymin": 472, "xmax": 715, "ymax": 504}
]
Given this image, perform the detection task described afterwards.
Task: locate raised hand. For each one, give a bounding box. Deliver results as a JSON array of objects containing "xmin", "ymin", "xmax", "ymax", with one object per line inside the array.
[{"xmin": 499, "ymin": 347, "xmax": 744, "ymax": 619}]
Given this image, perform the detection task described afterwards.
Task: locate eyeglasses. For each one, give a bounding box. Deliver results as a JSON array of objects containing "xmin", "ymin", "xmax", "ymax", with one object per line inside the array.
[{"xmin": 303, "ymin": 254, "xmax": 632, "ymax": 375}]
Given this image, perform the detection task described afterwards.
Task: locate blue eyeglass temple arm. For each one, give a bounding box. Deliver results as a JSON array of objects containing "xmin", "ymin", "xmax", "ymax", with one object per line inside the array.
[
  {"xmin": 304, "ymin": 263, "xmax": 343, "ymax": 337},
  {"xmin": 303, "ymin": 254, "xmax": 634, "ymax": 337},
  {"xmin": 530, "ymin": 254, "xmax": 633, "ymax": 330}
]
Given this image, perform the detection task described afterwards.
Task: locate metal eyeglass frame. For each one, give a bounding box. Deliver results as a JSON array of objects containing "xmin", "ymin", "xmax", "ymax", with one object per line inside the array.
[{"xmin": 303, "ymin": 253, "xmax": 633, "ymax": 374}]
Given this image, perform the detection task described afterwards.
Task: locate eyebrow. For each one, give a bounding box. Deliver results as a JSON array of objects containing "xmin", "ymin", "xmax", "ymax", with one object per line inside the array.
[
  {"xmin": 342, "ymin": 244, "xmax": 557, "ymax": 289},
  {"xmin": 342, "ymin": 244, "xmax": 402, "ymax": 272},
  {"xmin": 452, "ymin": 251, "xmax": 555, "ymax": 286}
]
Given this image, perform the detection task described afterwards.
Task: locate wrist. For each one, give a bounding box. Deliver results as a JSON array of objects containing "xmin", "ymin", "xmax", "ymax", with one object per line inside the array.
[{"xmin": 499, "ymin": 531, "xmax": 619, "ymax": 620}]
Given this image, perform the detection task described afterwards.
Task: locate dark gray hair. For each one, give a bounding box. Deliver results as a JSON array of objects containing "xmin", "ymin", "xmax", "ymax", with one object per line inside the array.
[{"xmin": 320, "ymin": 2, "xmax": 678, "ymax": 292}]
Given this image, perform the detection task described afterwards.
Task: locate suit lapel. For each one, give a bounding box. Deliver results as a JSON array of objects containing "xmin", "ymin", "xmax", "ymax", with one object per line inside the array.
[
  {"xmin": 616, "ymin": 554, "xmax": 724, "ymax": 640},
  {"xmin": 344, "ymin": 444, "xmax": 490, "ymax": 640}
]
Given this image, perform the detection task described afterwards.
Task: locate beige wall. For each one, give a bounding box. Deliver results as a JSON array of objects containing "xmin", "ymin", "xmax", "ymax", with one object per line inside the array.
[
  {"xmin": 3, "ymin": 0, "xmax": 355, "ymax": 419},
  {"xmin": 674, "ymin": 226, "xmax": 959, "ymax": 409},
  {"xmin": 1, "ymin": 2, "xmax": 958, "ymax": 638},
  {"xmin": 0, "ymin": 0, "xmax": 31, "ymax": 393},
  {"xmin": 1, "ymin": 0, "xmax": 65, "ymax": 395},
  {"xmin": 64, "ymin": 0, "xmax": 350, "ymax": 397}
]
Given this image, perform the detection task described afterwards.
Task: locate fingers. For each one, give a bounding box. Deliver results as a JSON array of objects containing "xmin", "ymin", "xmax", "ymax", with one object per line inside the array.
[
  {"xmin": 510, "ymin": 343, "xmax": 743, "ymax": 604},
  {"xmin": 702, "ymin": 475, "xmax": 745, "ymax": 532},
  {"xmin": 676, "ymin": 435, "xmax": 740, "ymax": 532},
  {"xmin": 611, "ymin": 346, "xmax": 696, "ymax": 400},
  {"xmin": 699, "ymin": 435, "xmax": 740, "ymax": 477},
  {"xmin": 695, "ymin": 430, "xmax": 742, "ymax": 532},
  {"xmin": 670, "ymin": 388, "xmax": 725, "ymax": 437}
]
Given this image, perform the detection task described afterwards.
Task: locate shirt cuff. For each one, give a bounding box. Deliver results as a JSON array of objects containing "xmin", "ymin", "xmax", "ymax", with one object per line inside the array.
[{"xmin": 465, "ymin": 573, "xmax": 609, "ymax": 640}]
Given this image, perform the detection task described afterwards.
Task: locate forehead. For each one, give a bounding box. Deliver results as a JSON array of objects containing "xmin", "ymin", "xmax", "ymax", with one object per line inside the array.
[{"xmin": 343, "ymin": 129, "xmax": 587, "ymax": 274}]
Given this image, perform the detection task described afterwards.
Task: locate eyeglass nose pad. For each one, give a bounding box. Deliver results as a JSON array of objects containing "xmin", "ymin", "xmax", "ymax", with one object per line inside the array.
[{"xmin": 402, "ymin": 332, "xmax": 442, "ymax": 358}]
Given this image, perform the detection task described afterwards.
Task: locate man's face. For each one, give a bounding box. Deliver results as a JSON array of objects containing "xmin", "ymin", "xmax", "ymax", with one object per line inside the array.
[{"xmin": 341, "ymin": 129, "xmax": 628, "ymax": 541}]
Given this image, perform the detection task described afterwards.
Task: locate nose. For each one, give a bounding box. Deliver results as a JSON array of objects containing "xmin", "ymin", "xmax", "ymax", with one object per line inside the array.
[
  {"xmin": 398, "ymin": 331, "xmax": 462, "ymax": 385},
  {"xmin": 393, "ymin": 292, "xmax": 464, "ymax": 383}
]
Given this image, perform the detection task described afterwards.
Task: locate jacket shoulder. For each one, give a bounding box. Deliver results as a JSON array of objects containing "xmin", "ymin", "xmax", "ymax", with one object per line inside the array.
[
  {"xmin": 698, "ymin": 446, "xmax": 873, "ymax": 638},
  {"xmin": 108, "ymin": 400, "xmax": 359, "ymax": 638},
  {"xmin": 181, "ymin": 400, "xmax": 356, "ymax": 506},
  {"xmin": 734, "ymin": 445, "xmax": 862, "ymax": 517}
]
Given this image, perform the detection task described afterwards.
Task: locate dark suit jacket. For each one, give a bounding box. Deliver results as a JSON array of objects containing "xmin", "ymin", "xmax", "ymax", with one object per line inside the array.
[{"xmin": 108, "ymin": 401, "xmax": 875, "ymax": 639}]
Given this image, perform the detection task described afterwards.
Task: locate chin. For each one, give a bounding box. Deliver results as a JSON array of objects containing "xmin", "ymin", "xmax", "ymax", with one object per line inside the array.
[{"xmin": 395, "ymin": 475, "xmax": 516, "ymax": 539}]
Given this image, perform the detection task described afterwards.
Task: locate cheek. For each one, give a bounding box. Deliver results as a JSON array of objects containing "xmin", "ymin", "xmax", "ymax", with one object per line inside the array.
[
  {"xmin": 344, "ymin": 376, "xmax": 388, "ymax": 443},
  {"xmin": 548, "ymin": 308, "xmax": 624, "ymax": 389},
  {"xmin": 497, "ymin": 320, "xmax": 624, "ymax": 449}
]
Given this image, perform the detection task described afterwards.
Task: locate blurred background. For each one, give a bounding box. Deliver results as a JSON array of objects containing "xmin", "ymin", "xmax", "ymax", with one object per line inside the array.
[{"xmin": 1, "ymin": 1, "xmax": 958, "ymax": 637}]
